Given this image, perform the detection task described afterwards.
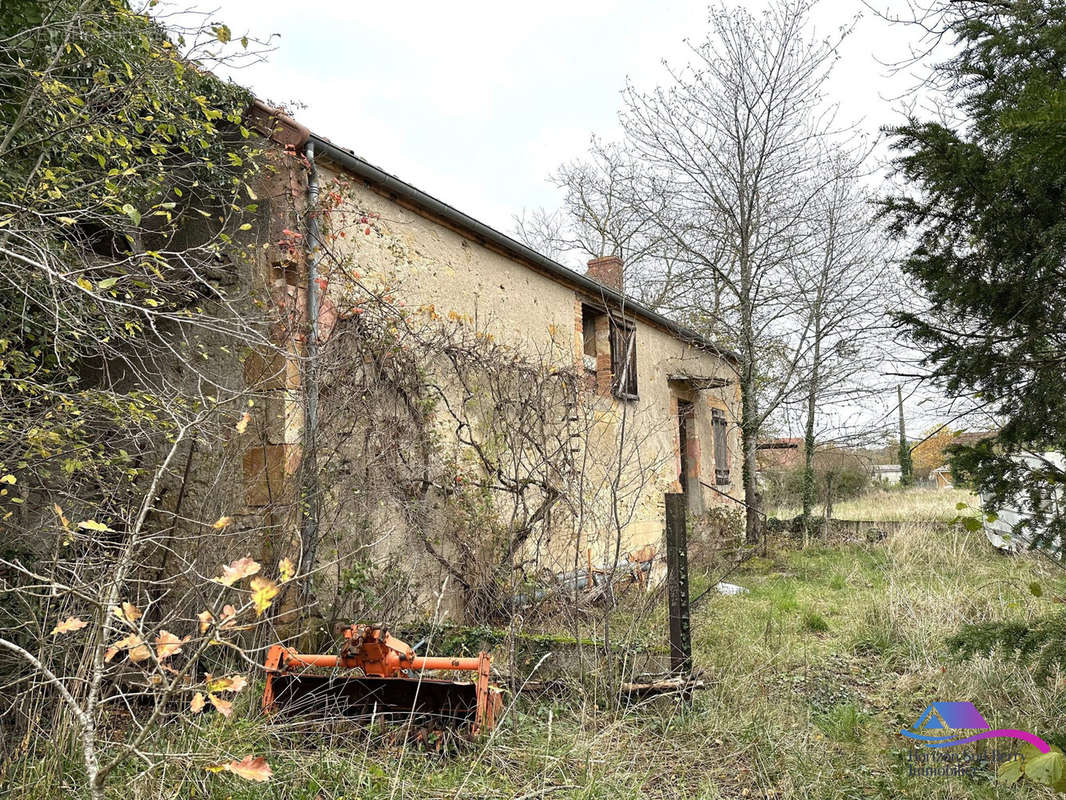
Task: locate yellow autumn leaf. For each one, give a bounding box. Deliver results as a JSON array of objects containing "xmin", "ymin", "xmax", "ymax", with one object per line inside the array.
[
  {"xmin": 190, "ymin": 692, "xmax": 205, "ymax": 713},
  {"xmin": 234, "ymin": 412, "xmax": 250, "ymax": 434},
  {"xmin": 278, "ymin": 557, "xmax": 295, "ymax": 583},
  {"xmin": 76, "ymin": 276, "xmax": 93, "ymax": 291},
  {"xmin": 77, "ymin": 519, "xmax": 112, "ymax": 532},
  {"xmin": 249, "ymin": 576, "xmax": 278, "ymax": 616},
  {"xmin": 207, "ymin": 674, "xmax": 247, "ymax": 694},
  {"xmin": 214, "ymin": 556, "xmax": 260, "ymax": 586},
  {"xmin": 0, "ymin": 474, "xmax": 15, "ymax": 484},
  {"xmin": 51, "ymin": 616, "xmax": 88, "ymax": 636},
  {"xmin": 212, "ymin": 515, "xmax": 234, "ymax": 530}
]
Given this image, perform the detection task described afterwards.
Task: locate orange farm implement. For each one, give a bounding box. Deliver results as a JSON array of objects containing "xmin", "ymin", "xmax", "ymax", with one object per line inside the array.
[{"xmin": 262, "ymin": 624, "xmax": 502, "ymax": 734}]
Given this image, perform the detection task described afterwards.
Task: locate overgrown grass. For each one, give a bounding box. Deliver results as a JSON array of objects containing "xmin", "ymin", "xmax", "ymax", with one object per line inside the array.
[
  {"xmin": 5, "ymin": 489, "xmax": 1065, "ymax": 799},
  {"xmin": 774, "ymin": 485, "xmax": 980, "ymax": 522}
]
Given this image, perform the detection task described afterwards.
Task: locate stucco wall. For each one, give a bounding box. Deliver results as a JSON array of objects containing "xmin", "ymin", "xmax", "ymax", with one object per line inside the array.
[{"xmin": 314, "ymin": 161, "xmax": 742, "ymax": 560}]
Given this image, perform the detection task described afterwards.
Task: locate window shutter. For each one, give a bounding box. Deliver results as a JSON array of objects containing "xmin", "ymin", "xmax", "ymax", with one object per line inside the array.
[
  {"xmin": 712, "ymin": 409, "xmax": 729, "ymax": 485},
  {"xmin": 609, "ymin": 317, "xmax": 638, "ymax": 399}
]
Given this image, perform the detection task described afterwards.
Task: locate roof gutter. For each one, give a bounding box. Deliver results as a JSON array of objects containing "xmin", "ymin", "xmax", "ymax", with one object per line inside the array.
[{"xmin": 244, "ymin": 100, "xmax": 736, "ymax": 363}]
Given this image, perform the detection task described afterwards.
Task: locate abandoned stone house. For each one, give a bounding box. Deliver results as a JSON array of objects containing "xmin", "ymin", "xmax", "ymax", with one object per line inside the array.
[{"xmin": 242, "ymin": 103, "xmax": 742, "ymax": 614}]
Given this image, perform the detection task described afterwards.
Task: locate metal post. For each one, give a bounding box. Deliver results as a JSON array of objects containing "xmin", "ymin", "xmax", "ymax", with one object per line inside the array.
[{"xmin": 665, "ymin": 492, "xmax": 692, "ymax": 675}]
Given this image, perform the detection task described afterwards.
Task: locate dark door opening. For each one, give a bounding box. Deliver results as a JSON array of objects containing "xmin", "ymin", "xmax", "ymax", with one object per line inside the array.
[{"xmin": 678, "ymin": 400, "xmax": 694, "ymax": 495}]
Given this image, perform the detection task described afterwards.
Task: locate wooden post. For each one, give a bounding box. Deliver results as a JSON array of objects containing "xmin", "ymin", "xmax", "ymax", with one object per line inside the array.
[{"xmin": 665, "ymin": 493, "xmax": 692, "ymax": 675}]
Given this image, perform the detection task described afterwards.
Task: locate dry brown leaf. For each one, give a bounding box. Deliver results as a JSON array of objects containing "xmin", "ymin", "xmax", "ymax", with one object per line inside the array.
[
  {"xmin": 223, "ymin": 755, "xmax": 272, "ymax": 782},
  {"xmin": 220, "ymin": 604, "xmax": 238, "ymax": 627},
  {"xmin": 53, "ymin": 504, "xmax": 70, "ymax": 530},
  {"xmin": 154, "ymin": 630, "xmax": 186, "ymax": 659},
  {"xmin": 107, "ymin": 633, "xmax": 141, "ymax": 662},
  {"xmin": 208, "ymin": 694, "xmax": 233, "ymax": 717},
  {"xmin": 234, "ymin": 412, "xmax": 251, "ymax": 434},
  {"xmin": 214, "ymin": 556, "xmax": 260, "ymax": 587},
  {"xmin": 51, "ymin": 616, "xmax": 88, "ymax": 636},
  {"xmin": 121, "ymin": 601, "xmax": 142, "ymax": 623},
  {"xmin": 190, "ymin": 692, "xmax": 205, "ymax": 713},
  {"xmin": 249, "ymin": 576, "xmax": 278, "ymax": 616},
  {"xmin": 197, "ymin": 609, "xmax": 214, "ymax": 633},
  {"xmin": 212, "ymin": 515, "xmax": 233, "ymax": 530},
  {"xmin": 128, "ymin": 640, "xmax": 151, "ymax": 663}
]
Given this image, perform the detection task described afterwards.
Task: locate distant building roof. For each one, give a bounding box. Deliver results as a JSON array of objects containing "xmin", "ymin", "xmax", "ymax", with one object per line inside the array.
[{"xmin": 757, "ymin": 437, "xmax": 803, "ymax": 450}]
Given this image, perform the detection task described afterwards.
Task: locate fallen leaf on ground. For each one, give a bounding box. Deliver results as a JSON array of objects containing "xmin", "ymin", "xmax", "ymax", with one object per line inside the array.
[{"xmin": 224, "ymin": 755, "xmax": 272, "ymax": 782}]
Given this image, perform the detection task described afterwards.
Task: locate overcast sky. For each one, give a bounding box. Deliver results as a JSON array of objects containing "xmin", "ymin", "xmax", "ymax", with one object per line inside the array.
[
  {"xmin": 195, "ymin": 0, "xmax": 962, "ymax": 435},
  {"xmin": 207, "ymin": 0, "xmax": 923, "ymax": 238}
]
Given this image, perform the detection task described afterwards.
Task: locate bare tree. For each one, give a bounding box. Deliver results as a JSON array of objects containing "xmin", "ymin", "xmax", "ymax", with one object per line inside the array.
[
  {"xmin": 618, "ymin": 0, "xmax": 853, "ymax": 542},
  {"xmin": 513, "ymin": 138, "xmax": 685, "ymax": 310},
  {"xmin": 790, "ymin": 153, "xmax": 891, "ymax": 542}
]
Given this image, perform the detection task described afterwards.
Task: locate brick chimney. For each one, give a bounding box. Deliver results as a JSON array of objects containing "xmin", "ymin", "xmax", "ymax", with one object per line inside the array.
[{"xmin": 586, "ymin": 255, "xmax": 624, "ymax": 293}]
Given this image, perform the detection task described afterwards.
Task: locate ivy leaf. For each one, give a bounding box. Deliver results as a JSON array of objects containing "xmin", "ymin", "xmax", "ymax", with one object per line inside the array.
[
  {"xmin": 121, "ymin": 204, "xmax": 141, "ymax": 226},
  {"xmin": 214, "ymin": 556, "xmax": 260, "ymax": 586},
  {"xmin": 249, "ymin": 576, "xmax": 279, "ymax": 616},
  {"xmin": 1024, "ymin": 749, "xmax": 1066, "ymax": 790},
  {"xmin": 51, "ymin": 616, "xmax": 88, "ymax": 635},
  {"xmin": 998, "ymin": 757, "xmax": 1024, "ymax": 786}
]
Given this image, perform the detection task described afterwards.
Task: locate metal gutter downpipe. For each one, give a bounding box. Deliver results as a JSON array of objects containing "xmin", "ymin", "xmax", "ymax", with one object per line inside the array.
[{"xmin": 300, "ymin": 140, "xmax": 321, "ymax": 583}]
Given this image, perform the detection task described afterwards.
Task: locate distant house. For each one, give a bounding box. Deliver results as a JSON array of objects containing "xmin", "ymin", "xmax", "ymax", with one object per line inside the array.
[
  {"xmin": 871, "ymin": 464, "xmax": 902, "ymax": 485},
  {"xmin": 932, "ymin": 465, "xmax": 954, "ymax": 490},
  {"xmin": 757, "ymin": 437, "xmax": 804, "ymax": 470}
]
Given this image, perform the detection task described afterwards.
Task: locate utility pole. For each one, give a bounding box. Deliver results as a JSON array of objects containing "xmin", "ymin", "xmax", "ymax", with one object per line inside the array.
[{"xmin": 897, "ymin": 385, "xmax": 913, "ymax": 486}]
